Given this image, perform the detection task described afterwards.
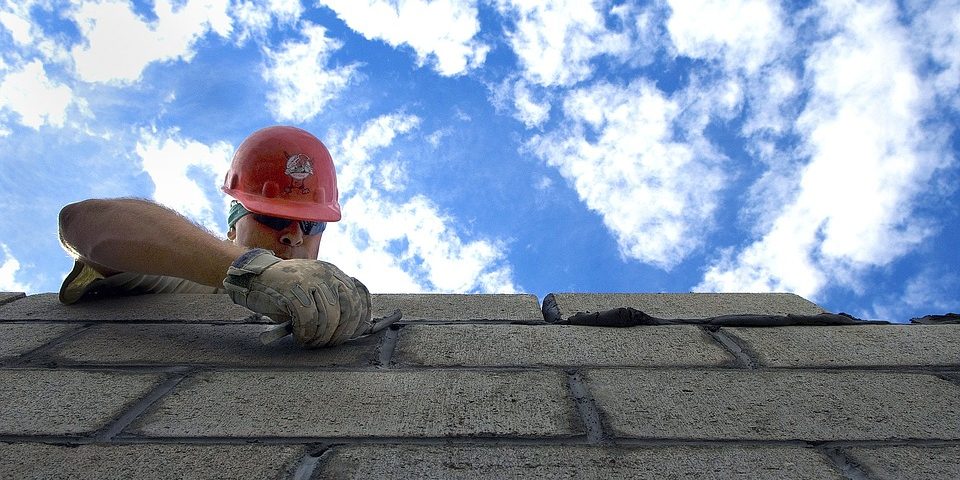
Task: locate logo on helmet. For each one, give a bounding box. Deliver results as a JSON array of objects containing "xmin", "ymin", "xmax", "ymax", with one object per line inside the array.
[{"xmin": 284, "ymin": 153, "xmax": 313, "ymax": 195}]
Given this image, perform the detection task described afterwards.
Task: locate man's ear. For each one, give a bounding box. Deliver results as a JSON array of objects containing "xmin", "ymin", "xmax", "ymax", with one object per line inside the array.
[{"xmin": 227, "ymin": 227, "xmax": 236, "ymax": 241}]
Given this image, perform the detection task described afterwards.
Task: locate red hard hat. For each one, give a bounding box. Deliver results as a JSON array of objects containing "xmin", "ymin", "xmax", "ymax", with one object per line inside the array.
[{"xmin": 222, "ymin": 126, "xmax": 341, "ymax": 222}]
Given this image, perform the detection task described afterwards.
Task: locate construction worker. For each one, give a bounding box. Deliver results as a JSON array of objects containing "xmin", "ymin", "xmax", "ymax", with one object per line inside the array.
[{"xmin": 58, "ymin": 126, "xmax": 386, "ymax": 348}]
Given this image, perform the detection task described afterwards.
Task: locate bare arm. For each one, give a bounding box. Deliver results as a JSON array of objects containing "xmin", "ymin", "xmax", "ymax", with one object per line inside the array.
[{"xmin": 59, "ymin": 198, "xmax": 247, "ymax": 288}]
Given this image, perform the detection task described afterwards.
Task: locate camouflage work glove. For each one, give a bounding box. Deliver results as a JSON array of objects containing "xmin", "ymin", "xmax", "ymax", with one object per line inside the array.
[{"xmin": 222, "ymin": 248, "xmax": 376, "ymax": 348}]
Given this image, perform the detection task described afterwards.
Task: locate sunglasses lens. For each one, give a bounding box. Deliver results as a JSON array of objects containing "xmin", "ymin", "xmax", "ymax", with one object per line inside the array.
[
  {"xmin": 253, "ymin": 214, "xmax": 293, "ymax": 231},
  {"xmin": 254, "ymin": 214, "xmax": 326, "ymax": 235},
  {"xmin": 301, "ymin": 221, "xmax": 327, "ymax": 235}
]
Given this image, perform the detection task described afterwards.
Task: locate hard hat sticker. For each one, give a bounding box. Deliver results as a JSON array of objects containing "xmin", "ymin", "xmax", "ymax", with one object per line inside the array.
[{"xmin": 284, "ymin": 153, "xmax": 314, "ymax": 195}]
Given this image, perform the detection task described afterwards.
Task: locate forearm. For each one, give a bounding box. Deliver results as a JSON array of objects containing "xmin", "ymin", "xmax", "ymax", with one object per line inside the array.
[{"xmin": 59, "ymin": 198, "xmax": 246, "ymax": 287}]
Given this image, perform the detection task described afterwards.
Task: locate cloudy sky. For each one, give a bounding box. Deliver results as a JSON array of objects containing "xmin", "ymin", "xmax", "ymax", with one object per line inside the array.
[{"xmin": 0, "ymin": 0, "xmax": 957, "ymax": 323}]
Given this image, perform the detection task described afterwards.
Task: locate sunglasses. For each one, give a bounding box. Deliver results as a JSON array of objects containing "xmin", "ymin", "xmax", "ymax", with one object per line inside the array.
[{"xmin": 252, "ymin": 214, "xmax": 327, "ymax": 235}]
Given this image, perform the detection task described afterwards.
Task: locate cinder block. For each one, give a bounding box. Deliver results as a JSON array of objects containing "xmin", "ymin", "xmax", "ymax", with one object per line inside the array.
[
  {"xmin": 0, "ymin": 323, "xmax": 79, "ymax": 360},
  {"xmin": 0, "ymin": 293, "xmax": 261, "ymax": 323},
  {"xmin": 131, "ymin": 370, "xmax": 578, "ymax": 438},
  {"xmin": 845, "ymin": 446, "xmax": 960, "ymax": 480},
  {"xmin": 0, "ymin": 369, "xmax": 164, "ymax": 435},
  {"xmin": 394, "ymin": 324, "xmax": 733, "ymax": 367},
  {"xmin": 0, "ymin": 443, "xmax": 305, "ymax": 479},
  {"xmin": 372, "ymin": 294, "xmax": 543, "ymax": 323},
  {"xmin": 318, "ymin": 444, "xmax": 843, "ymax": 479},
  {"xmin": 727, "ymin": 325, "xmax": 960, "ymax": 367},
  {"xmin": 543, "ymin": 293, "xmax": 826, "ymax": 323},
  {"xmin": 0, "ymin": 292, "xmax": 24, "ymax": 306},
  {"xmin": 44, "ymin": 323, "xmax": 381, "ymax": 367},
  {"xmin": 586, "ymin": 369, "xmax": 960, "ymax": 441}
]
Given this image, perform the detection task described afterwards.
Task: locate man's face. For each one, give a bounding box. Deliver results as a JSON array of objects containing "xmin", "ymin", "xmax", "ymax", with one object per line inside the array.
[{"xmin": 229, "ymin": 215, "xmax": 322, "ymax": 260}]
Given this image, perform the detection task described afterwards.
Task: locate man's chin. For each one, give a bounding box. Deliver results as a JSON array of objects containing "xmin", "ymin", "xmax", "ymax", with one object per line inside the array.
[
  {"xmin": 274, "ymin": 250, "xmax": 294, "ymax": 260},
  {"xmin": 273, "ymin": 248, "xmax": 315, "ymax": 260}
]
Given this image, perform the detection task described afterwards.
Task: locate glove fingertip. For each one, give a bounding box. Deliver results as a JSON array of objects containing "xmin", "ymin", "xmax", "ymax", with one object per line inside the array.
[{"xmin": 311, "ymin": 288, "xmax": 340, "ymax": 346}]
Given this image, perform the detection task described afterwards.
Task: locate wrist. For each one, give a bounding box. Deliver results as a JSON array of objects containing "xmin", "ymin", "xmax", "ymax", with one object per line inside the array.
[
  {"xmin": 226, "ymin": 248, "xmax": 282, "ymax": 277},
  {"xmin": 231, "ymin": 248, "xmax": 275, "ymax": 266}
]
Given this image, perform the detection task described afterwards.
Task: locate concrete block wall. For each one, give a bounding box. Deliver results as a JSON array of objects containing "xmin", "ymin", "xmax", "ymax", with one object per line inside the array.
[{"xmin": 0, "ymin": 291, "xmax": 958, "ymax": 479}]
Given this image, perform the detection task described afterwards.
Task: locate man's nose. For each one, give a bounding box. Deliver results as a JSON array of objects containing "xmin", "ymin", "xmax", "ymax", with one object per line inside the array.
[{"xmin": 279, "ymin": 222, "xmax": 303, "ymax": 246}]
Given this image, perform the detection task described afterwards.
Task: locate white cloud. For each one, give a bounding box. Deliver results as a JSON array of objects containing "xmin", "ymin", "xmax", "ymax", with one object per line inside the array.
[
  {"xmin": 529, "ymin": 79, "xmax": 727, "ymax": 269},
  {"xmin": 232, "ymin": 0, "xmax": 303, "ymax": 43},
  {"xmin": 664, "ymin": 0, "xmax": 799, "ymax": 240},
  {"xmin": 326, "ymin": 193, "xmax": 517, "ymax": 293},
  {"xmin": 334, "ymin": 113, "xmax": 422, "ymax": 195},
  {"xmin": 69, "ymin": 0, "xmax": 232, "ymax": 83},
  {"xmin": 868, "ymin": 266, "xmax": 960, "ymax": 322},
  {"xmin": 512, "ymin": 80, "xmax": 550, "ymax": 127},
  {"xmin": 910, "ymin": 0, "xmax": 960, "ymax": 110},
  {"xmin": 453, "ymin": 107, "xmax": 471, "ymax": 122},
  {"xmin": 0, "ymin": 9, "xmax": 32, "ymax": 45},
  {"xmin": 0, "ymin": 244, "xmax": 31, "ymax": 292},
  {"xmin": 698, "ymin": 1, "xmax": 954, "ymax": 298},
  {"xmin": 534, "ymin": 175, "xmax": 552, "ymax": 191},
  {"xmin": 741, "ymin": 66, "xmax": 800, "ymax": 137},
  {"xmin": 902, "ymin": 269, "xmax": 958, "ymax": 313},
  {"xmin": 377, "ymin": 159, "xmax": 407, "ymax": 192},
  {"xmin": 0, "ymin": 60, "xmax": 74, "ymax": 129},
  {"xmin": 425, "ymin": 128, "xmax": 450, "ymax": 148},
  {"xmin": 666, "ymin": 0, "xmax": 785, "ymax": 74},
  {"xmin": 319, "ymin": 0, "xmax": 488, "ymax": 76},
  {"xmin": 496, "ymin": 0, "xmax": 651, "ymax": 87},
  {"xmin": 665, "ymin": 0, "xmax": 798, "ymax": 153},
  {"xmin": 321, "ymin": 114, "xmax": 518, "ymax": 293},
  {"xmin": 261, "ymin": 21, "xmax": 358, "ymax": 122},
  {"xmin": 136, "ymin": 130, "xmax": 234, "ymax": 233},
  {"xmin": 0, "ymin": 1, "xmax": 72, "ymax": 67}
]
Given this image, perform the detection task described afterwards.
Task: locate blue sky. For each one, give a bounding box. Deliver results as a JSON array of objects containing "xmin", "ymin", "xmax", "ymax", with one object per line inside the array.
[{"xmin": 0, "ymin": 0, "xmax": 958, "ymax": 323}]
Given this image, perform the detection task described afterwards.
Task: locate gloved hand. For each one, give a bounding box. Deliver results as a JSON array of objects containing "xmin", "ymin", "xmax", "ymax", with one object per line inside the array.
[{"xmin": 223, "ymin": 248, "xmax": 380, "ymax": 348}]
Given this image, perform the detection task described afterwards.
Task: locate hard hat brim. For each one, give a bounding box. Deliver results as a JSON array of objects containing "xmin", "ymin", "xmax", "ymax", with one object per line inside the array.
[{"xmin": 226, "ymin": 189, "xmax": 342, "ymax": 222}]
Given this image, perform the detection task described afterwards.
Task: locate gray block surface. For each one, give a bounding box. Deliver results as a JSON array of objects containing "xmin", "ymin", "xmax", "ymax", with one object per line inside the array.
[
  {"xmin": 545, "ymin": 293, "xmax": 825, "ymax": 322},
  {"xmin": 0, "ymin": 323, "xmax": 79, "ymax": 360},
  {"xmin": 132, "ymin": 370, "xmax": 578, "ymax": 438},
  {"xmin": 373, "ymin": 294, "xmax": 543, "ymax": 323},
  {"xmin": 46, "ymin": 323, "xmax": 381, "ymax": 366},
  {"xmin": 318, "ymin": 444, "xmax": 843, "ymax": 479},
  {"xmin": 845, "ymin": 445, "xmax": 960, "ymax": 480},
  {"xmin": 0, "ymin": 292, "xmax": 24, "ymax": 306},
  {"xmin": 0, "ymin": 369, "xmax": 164, "ymax": 435},
  {"xmin": 0, "ymin": 293, "xmax": 261, "ymax": 323},
  {"xmin": 394, "ymin": 324, "xmax": 733, "ymax": 367},
  {"xmin": 728, "ymin": 325, "xmax": 960, "ymax": 367},
  {"xmin": 0, "ymin": 442, "xmax": 305, "ymax": 479},
  {"xmin": 586, "ymin": 369, "xmax": 960, "ymax": 441}
]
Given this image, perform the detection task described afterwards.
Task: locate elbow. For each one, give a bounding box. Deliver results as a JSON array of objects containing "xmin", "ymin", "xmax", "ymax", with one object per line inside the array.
[{"xmin": 58, "ymin": 199, "xmax": 108, "ymax": 258}]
